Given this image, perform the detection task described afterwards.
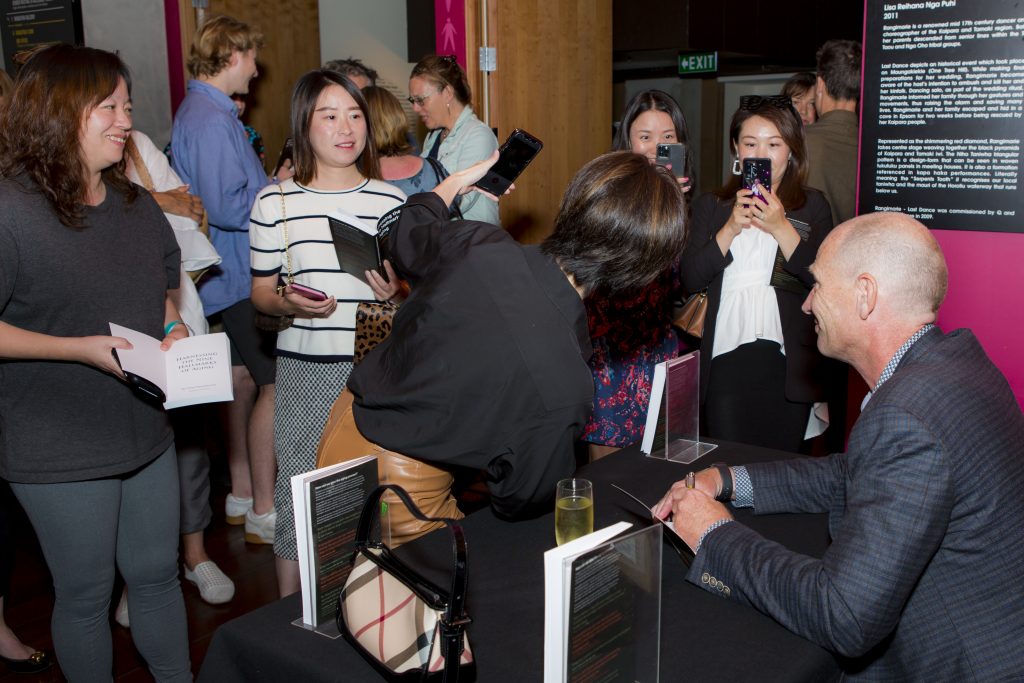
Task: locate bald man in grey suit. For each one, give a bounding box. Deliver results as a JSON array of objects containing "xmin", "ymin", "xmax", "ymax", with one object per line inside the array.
[{"xmin": 657, "ymin": 212, "xmax": 1024, "ymax": 680}]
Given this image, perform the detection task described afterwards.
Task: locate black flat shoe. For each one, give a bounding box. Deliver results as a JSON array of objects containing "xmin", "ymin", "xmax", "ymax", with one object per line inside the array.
[{"xmin": 1, "ymin": 650, "xmax": 53, "ymax": 674}]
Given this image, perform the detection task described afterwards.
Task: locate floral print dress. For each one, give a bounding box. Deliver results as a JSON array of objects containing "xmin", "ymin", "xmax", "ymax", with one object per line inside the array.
[{"xmin": 582, "ymin": 265, "xmax": 683, "ymax": 447}]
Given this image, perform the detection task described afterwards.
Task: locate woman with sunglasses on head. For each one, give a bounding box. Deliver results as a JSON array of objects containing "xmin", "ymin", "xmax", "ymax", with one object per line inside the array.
[
  {"xmin": 682, "ymin": 96, "xmax": 834, "ymax": 453},
  {"xmin": 0, "ymin": 45, "xmax": 191, "ymax": 681},
  {"xmin": 583, "ymin": 90, "xmax": 694, "ymax": 460},
  {"xmin": 408, "ymin": 55, "xmax": 498, "ymax": 223},
  {"xmin": 249, "ymin": 69, "xmax": 405, "ymax": 597}
]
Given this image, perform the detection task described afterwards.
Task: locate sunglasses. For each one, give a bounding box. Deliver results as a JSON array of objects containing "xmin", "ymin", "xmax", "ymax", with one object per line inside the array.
[
  {"xmin": 407, "ymin": 88, "xmax": 442, "ymax": 107},
  {"xmin": 739, "ymin": 95, "xmax": 794, "ymax": 111}
]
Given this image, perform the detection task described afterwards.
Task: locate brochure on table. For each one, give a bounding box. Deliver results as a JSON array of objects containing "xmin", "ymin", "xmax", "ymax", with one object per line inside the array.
[
  {"xmin": 641, "ymin": 351, "xmax": 717, "ymax": 464},
  {"xmin": 544, "ymin": 522, "xmax": 662, "ymax": 682},
  {"xmin": 108, "ymin": 323, "xmax": 232, "ymax": 409},
  {"xmin": 292, "ymin": 454, "xmax": 378, "ymax": 638}
]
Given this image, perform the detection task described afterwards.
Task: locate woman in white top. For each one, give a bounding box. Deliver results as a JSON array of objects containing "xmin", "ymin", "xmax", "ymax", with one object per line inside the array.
[
  {"xmin": 409, "ymin": 54, "xmax": 498, "ymax": 224},
  {"xmin": 250, "ymin": 69, "xmax": 405, "ymax": 596},
  {"xmin": 682, "ymin": 96, "xmax": 834, "ymax": 453}
]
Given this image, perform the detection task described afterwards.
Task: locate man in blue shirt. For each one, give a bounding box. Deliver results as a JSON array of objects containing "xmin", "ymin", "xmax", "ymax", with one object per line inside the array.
[{"xmin": 172, "ymin": 15, "xmax": 291, "ymax": 556}]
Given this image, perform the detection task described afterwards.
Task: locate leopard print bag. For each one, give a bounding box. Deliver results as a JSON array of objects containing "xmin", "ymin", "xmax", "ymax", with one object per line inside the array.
[{"xmin": 353, "ymin": 301, "xmax": 399, "ymax": 365}]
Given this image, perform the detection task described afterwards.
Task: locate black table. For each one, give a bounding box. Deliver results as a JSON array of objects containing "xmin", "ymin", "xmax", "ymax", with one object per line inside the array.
[{"xmin": 198, "ymin": 441, "xmax": 841, "ymax": 682}]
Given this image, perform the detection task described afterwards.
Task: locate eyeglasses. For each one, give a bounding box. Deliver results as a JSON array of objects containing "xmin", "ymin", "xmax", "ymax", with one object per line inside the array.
[
  {"xmin": 739, "ymin": 95, "xmax": 794, "ymax": 111},
  {"xmin": 407, "ymin": 88, "xmax": 441, "ymax": 107}
]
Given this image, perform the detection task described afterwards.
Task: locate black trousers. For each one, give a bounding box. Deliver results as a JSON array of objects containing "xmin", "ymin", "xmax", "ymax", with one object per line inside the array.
[
  {"xmin": 705, "ymin": 339, "xmax": 811, "ymax": 453},
  {"xmin": 0, "ymin": 482, "xmax": 15, "ymax": 600}
]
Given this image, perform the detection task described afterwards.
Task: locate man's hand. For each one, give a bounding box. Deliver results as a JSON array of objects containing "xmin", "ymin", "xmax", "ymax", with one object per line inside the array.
[{"xmin": 654, "ymin": 471, "xmax": 733, "ymax": 552}]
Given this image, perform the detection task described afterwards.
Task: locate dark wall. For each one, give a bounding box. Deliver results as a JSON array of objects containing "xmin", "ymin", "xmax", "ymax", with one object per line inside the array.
[{"xmin": 615, "ymin": 0, "xmax": 863, "ymax": 70}]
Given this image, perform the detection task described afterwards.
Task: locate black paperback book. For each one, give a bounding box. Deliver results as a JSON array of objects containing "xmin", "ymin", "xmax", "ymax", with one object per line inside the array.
[{"xmin": 328, "ymin": 212, "xmax": 394, "ymax": 285}]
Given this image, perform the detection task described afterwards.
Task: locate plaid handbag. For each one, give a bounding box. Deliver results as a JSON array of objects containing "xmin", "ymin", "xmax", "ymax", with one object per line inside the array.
[{"xmin": 338, "ymin": 484, "xmax": 474, "ymax": 682}]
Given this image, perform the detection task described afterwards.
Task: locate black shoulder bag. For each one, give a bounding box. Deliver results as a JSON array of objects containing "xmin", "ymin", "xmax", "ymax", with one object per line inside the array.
[{"xmin": 338, "ymin": 484, "xmax": 474, "ymax": 682}]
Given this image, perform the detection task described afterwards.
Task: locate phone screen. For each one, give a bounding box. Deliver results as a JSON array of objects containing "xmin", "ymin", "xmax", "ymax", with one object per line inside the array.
[
  {"xmin": 473, "ymin": 129, "xmax": 543, "ymax": 195},
  {"xmin": 742, "ymin": 158, "xmax": 771, "ymax": 202},
  {"xmin": 656, "ymin": 143, "xmax": 687, "ymax": 179}
]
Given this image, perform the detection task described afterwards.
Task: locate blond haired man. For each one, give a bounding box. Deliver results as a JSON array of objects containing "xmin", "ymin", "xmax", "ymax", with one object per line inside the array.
[{"xmin": 171, "ymin": 15, "xmax": 289, "ymax": 558}]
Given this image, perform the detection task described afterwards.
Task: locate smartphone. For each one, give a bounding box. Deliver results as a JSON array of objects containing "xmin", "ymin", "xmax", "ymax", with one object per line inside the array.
[
  {"xmin": 656, "ymin": 143, "xmax": 687, "ymax": 179},
  {"xmin": 473, "ymin": 128, "xmax": 544, "ymax": 195},
  {"xmin": 275, "ymin": 137, "xmax": 294, "ymax": 174},
  {"xmin": 289, "ymin": 282, "xmax": 328, "ymax": 301},
  {"xmin": 111, "ymin": 350, "xmax": 166, "ymax": 403},
  {"xmin": 742, "ymin": 158, "xmax": 771, "ymax": 203}
]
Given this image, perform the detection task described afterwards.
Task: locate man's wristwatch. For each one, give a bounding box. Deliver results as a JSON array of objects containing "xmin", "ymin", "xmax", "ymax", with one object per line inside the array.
[{"xmin": 711, "ymin": 463, "xmax": 733, "ymax": 502}]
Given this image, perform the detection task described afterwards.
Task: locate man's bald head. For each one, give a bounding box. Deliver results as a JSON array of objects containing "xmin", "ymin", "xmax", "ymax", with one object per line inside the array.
[{"xmin": 825, "ymin": 212, "xmax": 948, "ymax": 319}]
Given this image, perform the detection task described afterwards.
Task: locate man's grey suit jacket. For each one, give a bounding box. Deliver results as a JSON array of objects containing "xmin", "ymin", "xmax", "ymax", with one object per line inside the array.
[{"xmin": 688, "ymin": 327, "xmax": 1024, "ymax": 680}]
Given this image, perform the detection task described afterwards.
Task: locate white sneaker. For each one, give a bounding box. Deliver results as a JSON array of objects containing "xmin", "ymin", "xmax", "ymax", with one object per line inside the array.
[
  {"xmin": 244, "ymin": 508, "xmax": 276, "ymax": 545},
  {"xmin": 114, "ymin": 588, "xmax": 130, "ymax": 628},
  {"xmin": 225, "ymin": 494, "xmax": 253, "ymax": 525},
  {"xmin": 183, "ymin": 561, "xmax": 235, "ymax": 604}
]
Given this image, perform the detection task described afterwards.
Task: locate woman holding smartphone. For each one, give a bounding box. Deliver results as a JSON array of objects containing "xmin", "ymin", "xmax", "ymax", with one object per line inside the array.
[
  {"xmin": 583, "ymin": 90, "xmax": 693, "ymax": 460},
  {"xmin": 0, "ymin": 45, "xmax": 190, "ymax": 681},
  {"xmin": 249, "ymin": 69, "xmax": 405, "ymax": 597},
  {"xmin": 682, "ymin": 96, "xmax": 834, "ymax": 452},
  {"xmin": 409, "ymin": 55, "xmax": 498, "ymax": 223}
]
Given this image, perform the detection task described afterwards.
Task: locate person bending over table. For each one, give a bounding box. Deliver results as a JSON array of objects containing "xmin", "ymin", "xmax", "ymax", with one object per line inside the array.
[
  {"xmin": 655, "ymin": 212, "xmax": 1024, "ymax": 681},
  {"xmin": 317, "ymin": 150, "xmax": 687, "ymax": 545}
]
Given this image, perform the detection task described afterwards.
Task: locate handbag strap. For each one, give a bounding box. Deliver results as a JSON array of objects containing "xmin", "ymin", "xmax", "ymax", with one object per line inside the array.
[
  {"xmin": 277, "ymin": 185, "xmax": 294, "ymax": 285},
  {"xmin": 425, "ymin": 157, "xmax": 464, "ymax": 221},
  {"xmin": 125, "ymin": 137, "xmax": 156, "ymax": 192},
  {"xmin": 356, "ymin": 484, "xmax": 469, "ymax": 681}
]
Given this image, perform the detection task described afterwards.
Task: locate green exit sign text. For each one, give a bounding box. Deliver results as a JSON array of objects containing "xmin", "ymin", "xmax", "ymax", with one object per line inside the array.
[{"xmin": 678, "ymin": 51, "xmax": 718, "ymax": 75}]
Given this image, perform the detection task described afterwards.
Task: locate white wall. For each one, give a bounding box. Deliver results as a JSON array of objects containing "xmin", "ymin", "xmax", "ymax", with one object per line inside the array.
[
  {"xmin": 0, "ymin": 0, "xmax": 172, "ymax": 146},
  {"xmin": 318, "ymin": 0, "xmax": 418, "ymax": 131},
  {"xmin": 82, "ymin": 0, "xmax": 173, "ymax": 148}
]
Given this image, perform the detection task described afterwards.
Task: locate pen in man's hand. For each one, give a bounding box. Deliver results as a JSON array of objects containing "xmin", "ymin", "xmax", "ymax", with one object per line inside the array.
[{"xmin": 686, "ymin": 471, "xmax": 695, "ymax": 489}]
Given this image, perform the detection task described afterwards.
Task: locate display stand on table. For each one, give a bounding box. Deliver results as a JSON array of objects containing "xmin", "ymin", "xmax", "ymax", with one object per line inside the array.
[{"xmin": 642, "ymin": 351, "xmax": 717, "ymax": 465}]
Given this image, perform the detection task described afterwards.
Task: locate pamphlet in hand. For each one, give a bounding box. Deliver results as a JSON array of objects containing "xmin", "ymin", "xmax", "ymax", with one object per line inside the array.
[
  {"xmin": 108, "ymin": 323, "xmax": 232, "ymax": 410},
  {"xmin": 328, "ymin": 210, "xmax": 394, "ymax": 286},
  {"xmin": 543, "ymin": 522, "xmax": 663, "ymax": 683},
  {"xmin": 292, "ymin": 455, "xmax": 378, "ymax": 637}
]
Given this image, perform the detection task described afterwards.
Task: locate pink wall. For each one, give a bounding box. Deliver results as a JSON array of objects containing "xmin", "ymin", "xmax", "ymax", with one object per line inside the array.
[{"xmin": 933, "ymin": 230, "xmax": 1024, "ymax": 409}]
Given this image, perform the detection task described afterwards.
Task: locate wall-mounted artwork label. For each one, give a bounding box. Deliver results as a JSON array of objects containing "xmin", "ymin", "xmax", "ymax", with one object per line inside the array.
[
  {"xmin": 860, "ymin": 0, "xmax": 1024, "ymax": 232},
  {"xmin": 0, "ymin": 0, "xmax": 82, "ymax": 74}
]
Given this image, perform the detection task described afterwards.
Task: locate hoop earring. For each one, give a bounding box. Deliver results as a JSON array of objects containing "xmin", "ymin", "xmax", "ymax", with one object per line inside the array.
[{"xmin": 731, "ymin": 158, "xmax": 741, "ymax": 176}]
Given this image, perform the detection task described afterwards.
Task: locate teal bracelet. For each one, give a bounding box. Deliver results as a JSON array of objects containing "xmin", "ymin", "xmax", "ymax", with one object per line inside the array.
[{"xmin": 164, "ymin": 320, "xmax": 185, "ymax": 336}]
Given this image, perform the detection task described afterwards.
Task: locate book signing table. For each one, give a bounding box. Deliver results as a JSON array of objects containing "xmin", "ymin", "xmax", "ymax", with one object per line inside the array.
[{"xmin": 197, "ymin": 441, "xmax": 841, "ymax": 682}]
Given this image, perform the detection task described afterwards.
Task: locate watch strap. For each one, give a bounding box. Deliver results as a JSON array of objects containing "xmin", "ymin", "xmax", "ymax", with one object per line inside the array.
[{"xmin": 712, "ymin": 463, "xmax": 733, "ymax": 502}]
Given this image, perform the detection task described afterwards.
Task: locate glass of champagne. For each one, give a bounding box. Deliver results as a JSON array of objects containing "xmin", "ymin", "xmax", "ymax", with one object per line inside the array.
[{"xmin": 555, "ymin": 478, "xmax": 594, "ymax": 545}]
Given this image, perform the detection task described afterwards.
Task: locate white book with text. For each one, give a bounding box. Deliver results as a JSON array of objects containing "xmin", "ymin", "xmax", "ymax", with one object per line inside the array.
[{"xmin": 109, "ymin": 323, "xmax": 233, "ymax": 409}]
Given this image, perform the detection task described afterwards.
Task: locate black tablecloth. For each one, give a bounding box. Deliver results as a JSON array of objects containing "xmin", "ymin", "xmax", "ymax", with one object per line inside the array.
[{"xmin": 198, "ymin": 441, "xmax": 841, "ymax": 682}]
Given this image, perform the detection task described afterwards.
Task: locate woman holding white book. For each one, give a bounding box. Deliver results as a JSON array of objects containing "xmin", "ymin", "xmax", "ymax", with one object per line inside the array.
[
  {"xmin": 0, "ymin": 45, "xmax": 191, "ymax": 681},
  {"xmin": 250, "ymin": 69, "xmax": 405, "ymax": 597}
]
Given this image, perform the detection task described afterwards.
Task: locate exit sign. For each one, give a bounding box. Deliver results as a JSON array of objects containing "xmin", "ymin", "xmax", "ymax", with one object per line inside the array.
[{"xmin": 678, "ymin": 51, "xmax": 718, "ymax": 75}]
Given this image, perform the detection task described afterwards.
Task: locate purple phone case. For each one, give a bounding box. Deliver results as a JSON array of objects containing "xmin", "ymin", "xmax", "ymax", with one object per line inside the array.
[{"xmin": 742, "ymin": 158, "xmax": 771, "ymax": 203}]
